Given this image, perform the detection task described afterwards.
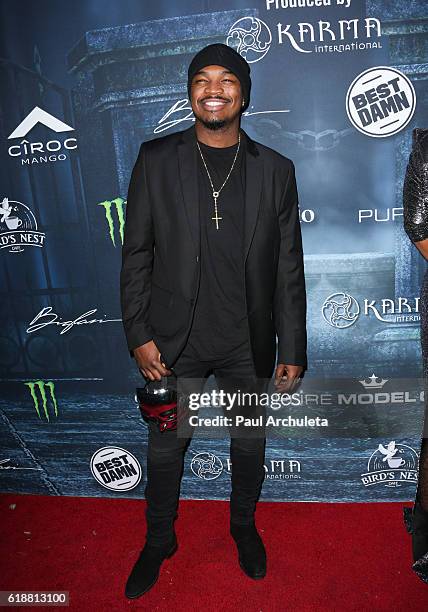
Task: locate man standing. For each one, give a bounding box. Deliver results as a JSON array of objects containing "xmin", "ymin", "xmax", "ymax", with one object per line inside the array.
[{"xmin": 120, "ymin": 43, "xmax": 307, "ymax": 598}]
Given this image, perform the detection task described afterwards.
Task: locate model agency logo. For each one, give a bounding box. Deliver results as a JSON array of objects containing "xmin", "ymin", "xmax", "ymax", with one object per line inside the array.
[
  {"xmin": 227, "ymin": 17, "xmax": 272, "ymax": 63},
  {"xmin": 361, "ymin": 440, "xmax": 418, "ymax": 488},
  {"xmin": 24, "ymin": 380, "xmax": 59, "ymax": 421},
  {"xmin": 346, "ymin": 67, "xmax": 416, "ymax": 138},
  {"xmin": 190, "ymin": 451, "xmax": 224, "ymax": 480},
  {"xmin": 322, "ymin": 293, "xmax": 419, "ymax": 328},
  {"xmin": 90, "ymin": 447, "xmax": 142, "ymax": 491},
  {"xmin": 0, "ymin": 197, "xmax": 46, "ymax": 253},
  {"xmin": 347, "ymin": 374, "xmax": 423, "ymax": 406},
  {"xmin": 7, "ymin": 106, "xmax": 78, "ymax": 165},
  {"xmin": 98, "ymin": 198, "xmax": 125, "ymax": 247},
  {"xmin": 358, "ymin": 374, "xmax": 387, "ymax": 390}
]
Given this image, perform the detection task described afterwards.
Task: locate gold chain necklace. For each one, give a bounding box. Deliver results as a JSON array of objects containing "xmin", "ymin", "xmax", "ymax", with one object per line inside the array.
[{"xmin": 196, "ymin": 132, "xmax": 241, "ymax": 230}]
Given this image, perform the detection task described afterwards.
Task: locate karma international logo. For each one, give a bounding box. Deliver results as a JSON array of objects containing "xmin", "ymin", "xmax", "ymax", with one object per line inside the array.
[
  {"xmin": 227, "ymin": 17, "xmax": 272, "ymax": 63},
  {"xmin": 322, "ymin": 292, "xmax": 360, "ymax": 328},
  {"xmin": 228, "ymin": 12, "xmax": 382, "ymax": 57},
  {"xmin": 361, "ymin": 441, "xmax": 418, "ymax": 488},
  {"xmin": 0, "ymin": 197, "xmax": 46, "ymax": 253},
  {"xmin": 90, "ymin": 447, "xmax": 142, "ymax": 492},
  {"xmin": 190, "ymin": 451, "xmax": 224, "ymax": 480},
  {"xmin": 322, "ymin": 292, "xmax": 419, "ymax": 328},
  {"xmin": 346, "ymin": 66, "xmax": 416, "ymax": 137}
]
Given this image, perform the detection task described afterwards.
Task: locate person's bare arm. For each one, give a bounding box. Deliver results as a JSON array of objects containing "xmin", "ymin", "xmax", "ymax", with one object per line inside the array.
[{"xmin": 415, "ymin": 238, "xmax": 428, "ymax": 261}]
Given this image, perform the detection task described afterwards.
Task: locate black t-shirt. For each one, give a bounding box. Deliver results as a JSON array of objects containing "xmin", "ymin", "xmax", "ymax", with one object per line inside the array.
[{"xmin": 187, "ymin": 134, "xmax": 249, "ymax": 360}]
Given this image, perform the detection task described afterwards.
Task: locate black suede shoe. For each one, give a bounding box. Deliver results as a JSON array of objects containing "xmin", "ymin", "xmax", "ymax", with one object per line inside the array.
[
  {"xmin": 124, "ymin": 535, "xmax": 178, "ymax": 599},
  {"xmin": 230, "ymin": 523, "xmax": 266, "ymax": 579}
]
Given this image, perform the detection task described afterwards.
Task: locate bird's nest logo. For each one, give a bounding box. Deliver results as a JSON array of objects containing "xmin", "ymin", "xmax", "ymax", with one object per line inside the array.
[
  {"xmin": 227, "ymin": 17, "xmax": 272, "ymax": 63},
  {"xmin": 361, "ymin": 441, "xmax": 418, "ymax": 488},
  {"xmin": 190, "ymin": 451, "xmax": 223, "ymax": 480},
  {"xmin": 322, "ymin": 292, "xmax": 360, "ymax": 328},
  {"xmin": 0, "ymin": 197, "xmax": 46, "ymax": 253}
]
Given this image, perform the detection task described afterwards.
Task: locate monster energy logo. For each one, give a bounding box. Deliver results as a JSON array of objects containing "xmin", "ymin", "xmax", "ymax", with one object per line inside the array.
[
  {"xmin": 98, "ymin": 198, "xmax": 125, "ymax": 246},
  {"xmin": 24, "ymin": 380, "xmax": 58, "ymax": 421}
]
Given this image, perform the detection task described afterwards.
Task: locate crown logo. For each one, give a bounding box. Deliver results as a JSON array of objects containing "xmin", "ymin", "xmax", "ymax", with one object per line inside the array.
[{"xmin": 358, "ymin": 373, "xmax": 388, "ymax": 389}]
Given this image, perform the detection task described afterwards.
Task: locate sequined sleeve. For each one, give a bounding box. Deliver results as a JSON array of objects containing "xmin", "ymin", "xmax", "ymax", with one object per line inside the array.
[{"xmin": 403, "ymin": 130, "xmax": 428, "ymax": 243}]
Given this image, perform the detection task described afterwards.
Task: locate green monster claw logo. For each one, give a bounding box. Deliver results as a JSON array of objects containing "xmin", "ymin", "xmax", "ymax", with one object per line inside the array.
[
  {"xmin": 98, "ymin": 198, "xmax": 126, "ymax": 247},
  {"xmin": 24, "ymin": 380, "xmax": 59, "ymax": 421}
]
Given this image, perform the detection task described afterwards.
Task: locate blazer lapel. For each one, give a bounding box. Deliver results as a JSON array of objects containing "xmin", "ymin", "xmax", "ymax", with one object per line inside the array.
[
  {"xmin": 177, "ymin": 123, "xmax": 263, "ymax": 263},
  {"xmin": 177, "ymin": 124, "xmax": 200, "ymax": 255},
  {"xmin": 242, "ymin": 128, "xmax": 263, "ymax": 263}
]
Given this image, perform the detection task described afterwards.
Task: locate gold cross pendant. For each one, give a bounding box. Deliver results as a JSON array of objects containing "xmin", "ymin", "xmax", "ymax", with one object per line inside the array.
[
  {"xmin": 212, "ymin": 192, "xmax": 222, "ymax": 230},
  {"xmin": 212, "ymin": 211, "xmax": 222, "ymax": 230}
]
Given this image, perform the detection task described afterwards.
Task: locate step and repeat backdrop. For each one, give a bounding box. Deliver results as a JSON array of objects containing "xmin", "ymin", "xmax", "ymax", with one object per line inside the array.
[{"xmin": 1, "ymin": 0, "xmax": 428, "ymax": 502}]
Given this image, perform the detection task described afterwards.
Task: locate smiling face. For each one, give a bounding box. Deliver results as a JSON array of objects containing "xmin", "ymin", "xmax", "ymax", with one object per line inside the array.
[{"xmin": 190, "ymin": 64, "xmax": 243, "ymax": 131}]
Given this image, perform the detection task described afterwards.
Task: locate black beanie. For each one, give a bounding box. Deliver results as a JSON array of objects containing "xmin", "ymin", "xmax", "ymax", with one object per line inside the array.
[{"xmin": 187, "ymin": 43, "xmax": 251, "ymax": 112}]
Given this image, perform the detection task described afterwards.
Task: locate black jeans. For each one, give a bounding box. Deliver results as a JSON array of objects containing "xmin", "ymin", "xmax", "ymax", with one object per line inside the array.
[{"xmin": 144, "ymin": 338, "xmax": 268, "ymax": 547}]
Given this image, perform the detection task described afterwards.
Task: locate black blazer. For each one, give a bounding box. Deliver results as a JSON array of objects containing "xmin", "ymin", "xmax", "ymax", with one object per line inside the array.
[{"xmin": 120, "ymin": 123, "xmax": 307, "ymax": 379}]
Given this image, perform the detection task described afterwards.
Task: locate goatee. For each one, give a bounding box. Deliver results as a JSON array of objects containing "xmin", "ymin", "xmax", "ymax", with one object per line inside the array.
[{"xmin": 199, "ymin": 117, "xmax": 227, "ymax": 131}]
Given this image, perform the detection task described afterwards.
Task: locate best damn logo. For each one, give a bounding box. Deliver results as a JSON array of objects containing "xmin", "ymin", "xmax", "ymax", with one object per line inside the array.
[
  {"xmin": 346, "ymin": 66, "xmax": 416, "ymax": 138},
  {"xmin": 90, "ymin": 447, "xmax": 142, "ymax": 492}
]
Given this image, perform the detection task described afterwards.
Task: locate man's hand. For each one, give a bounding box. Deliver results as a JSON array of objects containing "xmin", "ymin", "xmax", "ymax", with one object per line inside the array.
[
  {"xmin": 133, "ymin": 340, "xmax": 172, "ymax": 381},
  {"xmin": 274, "ymin": 364, "xmax": 303, "ymax": 392}
]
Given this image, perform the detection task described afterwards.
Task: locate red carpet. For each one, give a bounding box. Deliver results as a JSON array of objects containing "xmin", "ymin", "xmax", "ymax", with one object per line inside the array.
[{"xmin": 1, "ymin": 494, "xmax": 427, "ymax": 611}]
